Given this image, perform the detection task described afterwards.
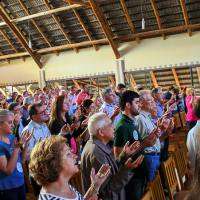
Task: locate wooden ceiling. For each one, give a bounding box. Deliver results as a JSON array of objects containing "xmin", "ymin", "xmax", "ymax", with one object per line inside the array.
[{"xmin": 0, "ymin": 0, "xmax": 200, "ymax": 68}]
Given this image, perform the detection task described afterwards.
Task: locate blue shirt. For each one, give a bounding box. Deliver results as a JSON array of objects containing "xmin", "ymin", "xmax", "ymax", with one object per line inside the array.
[{"xmin": 0, "ymin": 134, "xmax": 24, "ymax": 190}]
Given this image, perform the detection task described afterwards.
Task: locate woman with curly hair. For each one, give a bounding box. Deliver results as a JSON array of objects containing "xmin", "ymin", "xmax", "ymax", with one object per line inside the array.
[{"xmin": 29, "ymin": 135, "xmax": 110, "ymax": 200}]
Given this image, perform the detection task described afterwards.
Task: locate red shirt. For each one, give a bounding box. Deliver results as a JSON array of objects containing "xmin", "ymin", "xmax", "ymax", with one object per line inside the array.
[{"xmin": 76, "ymin": 91, "xmax": 90, "ymax": 105}]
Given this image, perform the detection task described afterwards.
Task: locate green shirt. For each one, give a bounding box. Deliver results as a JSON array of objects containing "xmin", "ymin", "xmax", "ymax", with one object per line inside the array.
[{"xmin": 114, "ymin": 114, "xmax": 141, "ymax": 147}]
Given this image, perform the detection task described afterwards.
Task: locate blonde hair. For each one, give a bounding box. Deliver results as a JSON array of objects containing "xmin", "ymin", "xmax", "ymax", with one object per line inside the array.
[
  {"xmin": 186, "ymin": 88, "xmax": 195, "ymax": 96},
  {"xmin": 0, "ymin": 109, "xmax": 14, "ymax": 121}
]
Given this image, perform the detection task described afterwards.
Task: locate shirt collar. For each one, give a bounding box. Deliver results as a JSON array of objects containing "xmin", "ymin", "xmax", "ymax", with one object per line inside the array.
[
  {"xmin": 30, "ymin": 120, "xmax": 46, "ymax": 128},
  {"xmin": 140, "ymin": 110, "xmax": 151, "ymax": 118}
]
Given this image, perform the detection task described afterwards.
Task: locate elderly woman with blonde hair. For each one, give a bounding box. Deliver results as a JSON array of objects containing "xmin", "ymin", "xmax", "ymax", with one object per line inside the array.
[{"xmin": 29, "ymin": 135, "xmax": 110, "ymax": 200}]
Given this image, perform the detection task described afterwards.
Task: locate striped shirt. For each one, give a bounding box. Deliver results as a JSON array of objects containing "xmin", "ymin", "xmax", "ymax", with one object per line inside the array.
[{"xmin": 38, "ymin": 185, "xmax": 84, "ymax": 200}]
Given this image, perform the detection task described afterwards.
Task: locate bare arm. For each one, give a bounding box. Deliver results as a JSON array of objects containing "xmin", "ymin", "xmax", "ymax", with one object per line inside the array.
[{"xmin": 0, "ymin": 147, "xmax": 20, "ymax": 175}]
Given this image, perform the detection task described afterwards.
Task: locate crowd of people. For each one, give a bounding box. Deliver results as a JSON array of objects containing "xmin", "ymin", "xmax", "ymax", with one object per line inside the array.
[{"xmin": 0, "ymin": 82, "xmax": 199, "ymax": 200}]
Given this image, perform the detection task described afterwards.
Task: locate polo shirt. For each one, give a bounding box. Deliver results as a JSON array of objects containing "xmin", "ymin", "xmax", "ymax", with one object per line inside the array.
[
  {"xmin": 135, "ymin": 111, "xmax": 161, "ymax": 153},
  {"xmin": 114, "ymin": 114, "xmax": 140, "ymax": 147}
]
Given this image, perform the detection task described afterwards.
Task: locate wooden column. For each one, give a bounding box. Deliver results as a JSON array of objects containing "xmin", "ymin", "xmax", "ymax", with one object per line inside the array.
[
  {"xmin": 172, "ymin": 68, "xmax": 180, "ymax": 87},
  {"xmin": 150, "ymin": 71, "xmax": 158, "ymax": 87}
]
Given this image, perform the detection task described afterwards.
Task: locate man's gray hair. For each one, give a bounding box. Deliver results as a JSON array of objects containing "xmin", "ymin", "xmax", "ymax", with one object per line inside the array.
[
  {"xmin": 101, "ymin": 87, "xmax": 112, "ymax": 99},
  {"xmin": 139, "ymin": 90, "xmax": 151, "ymax": 100},
  {"xmin": 0, "ymin": 109, "xmax": 14, "ymax": 122},
  {"xmin": 88, "ymin": 112, "xmax": 110, "ymax": 137}
]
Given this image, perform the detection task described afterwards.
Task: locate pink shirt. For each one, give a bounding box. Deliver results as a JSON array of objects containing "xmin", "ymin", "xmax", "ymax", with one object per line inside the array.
[
  {"xmin": 186, "ymin": 95, "xmax": 199, "ymax": 122},
  {"xmin": 76, "ymin": 91, "xmax": 90, "ymax": 105}
]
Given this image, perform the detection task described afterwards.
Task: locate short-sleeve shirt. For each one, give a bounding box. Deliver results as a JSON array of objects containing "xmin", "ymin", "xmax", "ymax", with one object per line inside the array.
[
  {"xmin": 114, "ymin": 114, "xmax": 140, "ymax": 147},
  {"xmin": 0, "ymin": 134, "xmax": 24, "ymax": 190},
  {"xmin": 39, "ymin": 185, "xmax": 84, "ymax": 200}
]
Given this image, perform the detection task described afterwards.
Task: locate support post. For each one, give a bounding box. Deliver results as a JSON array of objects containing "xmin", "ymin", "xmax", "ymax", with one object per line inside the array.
[
  {"xmin": 115, "ymin": 59, "xmax": 125, "ymax": 85},
  {"xmin": 38, "ymin": 68, "xmax": 46, "ymax": 89}
]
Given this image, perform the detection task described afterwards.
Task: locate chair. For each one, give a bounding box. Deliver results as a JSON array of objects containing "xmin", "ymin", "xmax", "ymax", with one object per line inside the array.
[
  {"xmin": 149, "ymin": 172, "xmax": 166, "ymax": 200},
  {"xmin": 172, "ymin": 149, "xmax": 188, "ymax": 188},
  {"xmin": 161, "ymin": 156, "xmax": 181, "ymax": 200}
]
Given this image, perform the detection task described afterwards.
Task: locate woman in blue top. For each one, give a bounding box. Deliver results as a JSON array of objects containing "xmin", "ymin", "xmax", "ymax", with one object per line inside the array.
[{"xmin": 0, "ymin": 109, "xmax": 32, "ymax": 200}]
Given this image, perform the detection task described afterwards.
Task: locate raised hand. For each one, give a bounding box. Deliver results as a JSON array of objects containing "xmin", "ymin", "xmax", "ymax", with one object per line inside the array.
[
  {"xmin": 20, "ymin": 129, "xmax": 34, "ymax": 148},
  {"xmin": 123, "ymin": 141, "xmax": 141, "ymax": 157},
  {"xmin": 143, "ymin": 129, "xmax": 158, "ymax": 147},
  {"xmin": 84, "ymin": 164, "xmax": 111, "ymax": 199},
  {"xmin": 90, "ymin": 164, "xmax": 111, "ymax": 189},
  {"xmin": 60, "ymin": 124, "xmax": 70, "ymax": 136},
  {"xmin": 125, "ymin": 155, "xmax": 144, "ymax": 169}
]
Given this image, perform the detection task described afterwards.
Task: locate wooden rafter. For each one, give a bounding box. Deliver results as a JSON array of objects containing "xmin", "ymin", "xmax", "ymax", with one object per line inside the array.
[
  {"xmin": 0, "ymin": 4, "xmax": 84, "ymax": 27},
  {"xmin": 68, "ymin": 0, "xmax": 90, "ymax": 7},
  {"xmin": 119, "ymin": 23, "xmax": 200, "ymax": 41},
  {"xmin": 18, "ymin": 0, "xmax": 52, "ymax": 47},
  {"xmin": 67, "ymin": 0, "xmax": 98, "ymax": 51},
  {"xmin": 89, "ymin": 0, "xmax": 120, "ymax": 59},
  {"xmin": 0, "ymin": 38, "xmax": 108, "ymax": 60},
  {"xmin": 43, "ymin": 0, "xmax": 78, "ymax": 53},
  {"xmin": 0, "ymin": 6, "xmax": 43, "ymax": 68},
  {"xmin": 0, "ymin": 29, "xmax": 17, "ymax": 52},
  {"xmin": 1, "ymin": 22, "xmax": 200, "ymax": 60},
  {"xmin": 130, "ymin": 74, "xmax": 137, "ymax": 88},
  {"xmin": 150, "ymin": 0, "xmax": 165, "ymax": 39},
  {"xmin": 119, "ymin": 0, "xmax": 140, "ymax": 43},
  {"xmin": 172, "ymin": 68, "xmax": 180, "ymax": 87},
  {"xmin": 150, "ymin": 71, "xmax": 158, "ymax": 87},
  {"xmin": 179, "ymin": 0, "xmax": 191, "ymax": 36}
]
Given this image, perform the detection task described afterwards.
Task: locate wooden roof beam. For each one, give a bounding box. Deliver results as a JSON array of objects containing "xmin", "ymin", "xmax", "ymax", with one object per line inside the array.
[
  {"xmin": 118, "ymin": 23, "xmax": 200, "ymax": 41},
  {"xmin": 0, "ymin": 4, "xmax": 84, "ymax": 27},
  {"xmin": 120, "ymin": 0, "xmax": 140, "ymax": 43},
  {"xmin": 89, "ymin": 0, "xmax": 120, "ymax": 59},
  {"xmin": 18, "ymin": 0, "xmax": 52, "ymax": 47},
  {"xmin": 172, "ymin": 68, "xmax": 180, "ymax": 87},
  {"xmin": 0, "ymin": 38, "xmax": 108, "ymax": 60},
  {"xmin": 179, "ymin": 0, "xmax": 192, "ymax": 36},
  {"xmin": 150, "ymin": 71, "xmax": 158, "ymax": 87},
  {"xmin": 0, "ymin": 6, "xmax": 43, "ymax": 68},
  {"xmin": 67, "ymin": 0, "xmax": 98, "ymax": 51},
  {"xmin": 150, "ymin": 0, "xmax": 165, "ymax": 40},
  {"xmin": 67, "ymin": 0, "xmax": 90, "ymax": 8},
  {"xmin": 0, "ymin": 29, "xmax": 17, "ymax": 52},
  {"xmin": 43, "ymin": 0, "xmax": 78, "ymax": 53}
]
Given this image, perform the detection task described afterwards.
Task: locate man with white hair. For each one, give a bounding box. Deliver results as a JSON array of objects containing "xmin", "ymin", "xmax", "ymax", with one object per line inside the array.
[
  {"xmin": 81, "ymin": 112, "xmax": 143, "ymax": 200},
  {"xmin": 136, "ymin": 90, "xmax": 163, "ymax": 182}
]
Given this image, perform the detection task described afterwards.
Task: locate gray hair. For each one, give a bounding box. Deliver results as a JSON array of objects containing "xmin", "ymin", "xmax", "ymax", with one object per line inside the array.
[
  {"xmin": 0, "ymin": 109, "xmax": 14, "ymax": 122},
  {"xmin": 139, "ymin": 90, "xmax": 151, "ymax": 100},
  {"xmin": 101, "ymin": 87, "xmax": 112, "ymax": 99},
  {"xmin": 88, "ymin": 112, "xmax": 111, "ymax": 137}
]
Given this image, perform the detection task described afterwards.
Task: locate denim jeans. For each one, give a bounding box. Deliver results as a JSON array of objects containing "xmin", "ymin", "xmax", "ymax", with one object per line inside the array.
[{"xmin": 145, "ymin": 154, "xmax": 160, "ymax": 181}]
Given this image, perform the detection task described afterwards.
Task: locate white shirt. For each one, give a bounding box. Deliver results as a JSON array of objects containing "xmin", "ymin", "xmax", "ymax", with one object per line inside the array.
[
  {"xmin": 99, "ymin": 102, "xmax": 121, "ymax": 126},
  {"xmin": 21, "ymin": 120, "xmax": 51, "ymax": 157},
  {"xmin": 187, "ymin": 120, "xmax": 200, "ymax": 171}
]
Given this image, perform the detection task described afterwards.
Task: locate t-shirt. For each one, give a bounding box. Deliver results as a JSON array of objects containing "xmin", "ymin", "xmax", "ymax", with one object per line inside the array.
[
  {"xmin": 114, "ymin": 114, "xmax": 140, "ymax": 147},
  {"xmin": 39, "ymin": 185, "xmax": 84, "ymax": 200},
  {"xmin": 0, "ymin": 134, "xmax": 24, "ymax": 190}
]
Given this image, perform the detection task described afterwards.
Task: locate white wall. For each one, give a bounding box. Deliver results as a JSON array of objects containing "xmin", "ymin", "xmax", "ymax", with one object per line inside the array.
[{"xmin": 0, "ymin": 31, "xmax": 200, "ymax": 85}]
